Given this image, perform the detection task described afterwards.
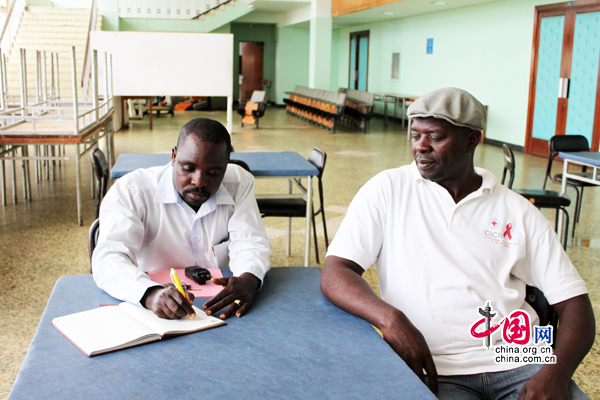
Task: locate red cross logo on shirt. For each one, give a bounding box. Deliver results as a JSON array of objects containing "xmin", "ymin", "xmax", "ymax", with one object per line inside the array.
[{"xmin": 488, "ymin": 218, "xmax": 500, "ymax": 229}]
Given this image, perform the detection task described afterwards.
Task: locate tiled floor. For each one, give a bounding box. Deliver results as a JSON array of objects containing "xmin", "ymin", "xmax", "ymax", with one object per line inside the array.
[{"xmin": 1, "ymin": 108, "xmax": 598, "ymax": 399}]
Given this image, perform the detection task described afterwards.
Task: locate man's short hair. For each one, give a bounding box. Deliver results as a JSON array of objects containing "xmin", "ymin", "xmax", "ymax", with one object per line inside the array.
[
  {"xmin": 177, "ymin": 118, "xmax": 233, "ymax": 154},
  {"xmin": 407, "ymin": 87, "xmax": 486, "ymax": 132}
]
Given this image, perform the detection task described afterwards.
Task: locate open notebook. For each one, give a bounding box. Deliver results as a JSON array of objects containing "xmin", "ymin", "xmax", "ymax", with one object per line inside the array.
[{"xmin": 52, "ymin": 302, "xmax": 226, "ymax": 357}]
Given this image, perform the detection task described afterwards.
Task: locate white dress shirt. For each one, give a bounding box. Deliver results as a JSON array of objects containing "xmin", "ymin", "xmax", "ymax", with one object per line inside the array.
[{"xmin": 92, "ymin": 163, "xmax": 271, "ymax": 305}]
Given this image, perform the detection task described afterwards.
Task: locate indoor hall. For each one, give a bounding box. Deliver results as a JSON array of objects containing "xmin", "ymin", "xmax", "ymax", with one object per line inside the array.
[
  {"xmin": 2, "ymin": 0, "xmax": 600, "ymax": 398},
  {"xmin": 1, "ymin": 108, "xmax": 599, "ymax": 398}
]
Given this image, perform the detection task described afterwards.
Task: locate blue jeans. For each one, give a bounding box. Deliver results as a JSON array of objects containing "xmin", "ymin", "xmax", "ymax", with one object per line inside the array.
[{"xmin": 424, "ymin": 364, "xmax": 588, "ymax": 400}]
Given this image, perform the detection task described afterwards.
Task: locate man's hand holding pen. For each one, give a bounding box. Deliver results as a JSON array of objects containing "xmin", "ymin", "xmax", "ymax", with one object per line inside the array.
[{"xmin": 142, "ymin": 285, "xmax": 196, "ymax": 319}]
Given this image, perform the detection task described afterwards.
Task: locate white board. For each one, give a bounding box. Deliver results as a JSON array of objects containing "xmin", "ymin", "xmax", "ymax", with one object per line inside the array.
[{"xmin": 90, "ymin": 31, "xmax": 234, "ymax": 132}]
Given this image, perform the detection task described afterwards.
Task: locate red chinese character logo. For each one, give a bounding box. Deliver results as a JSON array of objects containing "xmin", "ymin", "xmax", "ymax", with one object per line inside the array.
[
  {"xmin": 502, "ymin": 310, "xmax": 530, "ymax": 345},
  {"xmin": 470, "ymin": 303, "xmax": 531, "ymax": 348}
]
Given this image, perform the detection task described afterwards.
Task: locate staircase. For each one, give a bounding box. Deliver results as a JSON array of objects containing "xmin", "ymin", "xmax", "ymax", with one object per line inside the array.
[{"xmin": 5, "ymin": 6, "xmax": 101, "ymax": 101}]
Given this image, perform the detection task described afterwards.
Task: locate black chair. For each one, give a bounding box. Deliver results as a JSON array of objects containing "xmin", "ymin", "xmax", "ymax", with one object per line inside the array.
[
  {"xmin": 88, "ymin": 218, "xmax": 100, "ymax": 272},
  {"xmin": 257, "ymin": 148, "xmax": 329, "ymax": 263},
  {"xmin": 502, "ymin": 144, "xmax": 570, "ymax": 250},
  {"xmin": 90, "ymin": 148, "xmax": 109, "ymax": 219},
  {"xmin": 525, "ymin": 285, "xmax": 558, "ymax": 348},
  {"xmin": 502, "ymin": 144, "xmax": 562, "ymax": 347},
  {"xmin": 544, "ymin": 135, "xmax": 596, "ymax": 238}
]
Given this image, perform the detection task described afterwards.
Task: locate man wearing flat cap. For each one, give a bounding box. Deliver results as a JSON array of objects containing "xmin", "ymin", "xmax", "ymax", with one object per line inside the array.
[{"xmin": 322, "ymin": 88, "xmax": 595, "ymax": 399}]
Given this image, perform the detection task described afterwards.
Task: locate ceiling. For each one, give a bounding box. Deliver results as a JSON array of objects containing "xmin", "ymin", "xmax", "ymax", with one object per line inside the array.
[
  {"xmin": 237, "ymin": 0, "xmax": 505, "ymax": 27},
  {"xmin": 332, "ymin": 0, "xmax": 504, "ymax": 26}
]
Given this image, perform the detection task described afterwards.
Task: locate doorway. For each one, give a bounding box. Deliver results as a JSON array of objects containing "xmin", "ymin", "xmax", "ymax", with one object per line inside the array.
[
  {"xmin": 525, "ymin": 1, "xmax": 600, "ymax": 155},
  {"xmin": 239, "ymin": 41, "xmax": 264, "ymax": 102},
  {"xmin": 349, "ymin": 31, "xmax": 369, "ymax": 91}
]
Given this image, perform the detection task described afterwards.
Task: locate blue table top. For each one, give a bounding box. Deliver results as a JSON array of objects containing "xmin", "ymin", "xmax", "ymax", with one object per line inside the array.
[
  {"xmin": 9, "ymin": 267, "xmax": 434, "ymax": 400},
  {"xmin": 111, "ymin": 152, "xmax": 319, "ymax": 179},
  {"xmin": 558, "ymin": 151, "xmax": 600, "ymax": 168}
]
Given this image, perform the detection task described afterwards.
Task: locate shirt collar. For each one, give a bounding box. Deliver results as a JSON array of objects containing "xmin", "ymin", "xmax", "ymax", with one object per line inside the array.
[
  {"xmin": 155, "ymin": 164, "xmax": 235, "ymax": 212},
  {"xmin": 409, "ymin": 161, "xmax": 498, "ymax": 194}
]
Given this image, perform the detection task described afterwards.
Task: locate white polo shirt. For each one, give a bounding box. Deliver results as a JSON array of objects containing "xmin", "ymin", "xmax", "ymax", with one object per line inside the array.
[
  {"xmin": 327, "ymin": 162, "xmax": 587, "ymax": 375},
  {"xmin": 93, "ymin": 163, "xmax": 271, "ymax": 305}
]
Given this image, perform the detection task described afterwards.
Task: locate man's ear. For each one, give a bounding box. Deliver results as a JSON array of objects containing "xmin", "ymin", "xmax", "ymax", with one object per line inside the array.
[
  {"xmin": 171, "ymin": 146, "xmax": 177, "ymax": 165},
  {"xmin": 467, "ymin": 130, "xmax": 482, "ymax": 153}
]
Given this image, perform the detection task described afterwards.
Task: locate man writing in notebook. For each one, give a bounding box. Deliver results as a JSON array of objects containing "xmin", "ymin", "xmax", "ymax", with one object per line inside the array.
[
  {"xmin": 93, "ymin": 118, "xmax": 270, "ymax": 320},
  {"xmin": 321, "ymin": 88, "xmax": 595, "ymax": 399}
]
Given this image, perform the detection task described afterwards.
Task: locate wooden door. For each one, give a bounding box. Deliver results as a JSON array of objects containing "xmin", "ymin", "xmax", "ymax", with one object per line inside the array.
[
  {"xmin": 349, "ymin": 31, "xmax": 369, "ymax": 91},
  {"xmin": 525, "ymin": 1, "xmax": 600, "ymax": 156},
  {"xmin": 240, "ymin": 41, "xmax": 264, "ymax": 102}
]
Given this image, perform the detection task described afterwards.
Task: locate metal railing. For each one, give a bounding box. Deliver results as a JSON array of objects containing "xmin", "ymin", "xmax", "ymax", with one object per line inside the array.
[
  {"xmin": 192, "ymin": 0, "xmax": 234, "ymax": 19},
  {"xmin": 82, "ymin": 0, "xmax": 99, "ymax": 100},
  {"xmin": 0, "ymin": 0, "xmax": 25, "ymax": 59},
  {"xmin": 118, "ymin": 0, "xmax": 231, "ymax": 19},
  {"xmin": 0, "ymin": 47, "xmax": 113, "ymax": 135}
]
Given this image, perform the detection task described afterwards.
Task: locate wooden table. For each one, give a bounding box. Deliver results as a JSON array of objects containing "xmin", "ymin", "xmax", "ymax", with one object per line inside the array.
[
  {"xmin": 0, "ymin": 110, "xmax": 115, "ymax": 225},
  {"xmin": 373, "ymin": 93, "xmax": 419, "ymax": 128}
]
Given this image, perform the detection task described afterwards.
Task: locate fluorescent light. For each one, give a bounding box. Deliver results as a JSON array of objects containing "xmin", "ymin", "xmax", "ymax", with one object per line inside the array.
[
  {"xmin": 382, "ymin": 11, "xmax": 399, "ymax": 15},
  {"xmin": 431, "ymin": 1, "xmax": 451, "ymax": 4}
]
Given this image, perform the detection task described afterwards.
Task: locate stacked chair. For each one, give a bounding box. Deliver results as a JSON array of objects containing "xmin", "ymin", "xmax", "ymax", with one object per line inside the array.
[
  {"xmin": 342, "ymin": 89, "xmax": 375, "ymax": 133},
  {"xmin": 284, "ymin": 86, "xmax": 346, "ymax": 132}
]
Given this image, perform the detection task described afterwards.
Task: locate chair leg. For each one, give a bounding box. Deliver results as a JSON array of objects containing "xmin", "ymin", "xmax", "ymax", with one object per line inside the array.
[
  {"xmin": 572, "ymin": 186, "xmax": 584, "ymax": 239},
  {"xmin": 570, "ymin": 186, "xmax": 580, "ymax": 238},
  {"xmin": 555, "ymin": 207, "xmax": 569, "ymax": 251},
  {"xmin": 286, "ymin": 217, "xmax": 291, "ymax": 256},
  {"xmin": 321, "ymin": 207, "xmax": 329, "ymax": 248},
  {"xmin": 577, "ymin": 187, "xmax": 584, "ymax": 224},
  {"xmin": 312, "ymin": 211, "xmax": 319, "ymax": 264}
]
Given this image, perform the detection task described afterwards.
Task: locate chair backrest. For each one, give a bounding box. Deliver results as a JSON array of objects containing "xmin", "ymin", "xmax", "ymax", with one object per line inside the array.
[
  {"xmin": 545, "ymin": 135, "xmax": 590, "ymax": 186},
  {"xmin": 501, "ymin": 144, "xmax": 515, "ymax": 190},
  {"xmin": 91, "ymin": 148, "xmax": 109, "ymax": 219},
  {"xmin": 308, "ymin": 148, "xmax": 327, "ymax": 180},
  {"xmin": 250, "ymin": 90, "xmax": 266, "ymax": 103},
  {"xmin": 549, "ymin": 134, "xmax": 589, "ymax": 153},
  {"xmin": 228, "ymin": 159, "xmax": 251, "ymax": 173},
  {"xmin": 88, "ymin": 218, "xmax": 100, "ymax": 272}
]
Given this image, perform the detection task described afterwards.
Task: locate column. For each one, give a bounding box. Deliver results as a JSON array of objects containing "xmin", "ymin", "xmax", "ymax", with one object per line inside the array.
[{"xmin": 308, "ymin": 0, "xmax": 332, "ymax": 90}]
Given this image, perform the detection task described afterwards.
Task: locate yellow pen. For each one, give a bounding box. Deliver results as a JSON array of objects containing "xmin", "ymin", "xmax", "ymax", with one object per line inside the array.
[{"xmin": 170, "ymin": 268, "xmax": 194, "ymax": 319}]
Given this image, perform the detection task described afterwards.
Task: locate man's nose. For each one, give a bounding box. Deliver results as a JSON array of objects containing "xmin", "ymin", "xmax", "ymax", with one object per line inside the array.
[
  {"xmin": 191, "ymin": 171, "xmax": 207, "ymax": 187},
  {"xmin": 413, "ymin": 136, "xmax": 431, "ymax": 153}
]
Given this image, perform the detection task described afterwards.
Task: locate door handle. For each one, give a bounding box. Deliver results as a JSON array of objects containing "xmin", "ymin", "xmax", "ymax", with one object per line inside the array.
[{"xmin": 558, "ymin": 77, "xmax": 570, "ymax": 98}]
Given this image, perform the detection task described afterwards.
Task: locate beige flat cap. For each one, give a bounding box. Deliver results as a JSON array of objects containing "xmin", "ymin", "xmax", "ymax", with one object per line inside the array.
[{"xmin": 407, "ymin": 87, "xmax": 486, "ymax": 131}]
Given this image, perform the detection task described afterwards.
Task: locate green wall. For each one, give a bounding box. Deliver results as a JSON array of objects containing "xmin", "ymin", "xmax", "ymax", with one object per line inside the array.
[
  {"xmin": 275, "ymin": 25, "xmax": 310, "ymax": 104},
  {"xmin": 231, "ymin": 23, "xmax": 277, "ymax": 102},
  {"xmin": 334, "ymin": 0, "xmax": 564, "ymax": 146}
]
